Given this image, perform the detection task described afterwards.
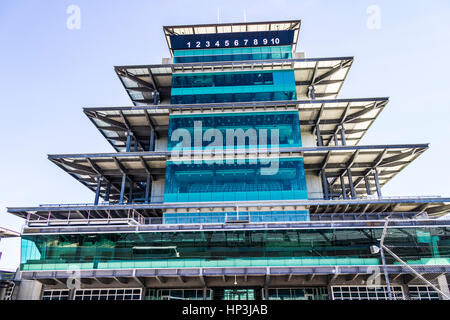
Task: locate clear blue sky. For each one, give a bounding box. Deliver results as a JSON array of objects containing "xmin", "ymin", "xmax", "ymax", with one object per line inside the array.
[{"xmin": 1, "ymin": 0, "xmax": 450, "ymax": 270}]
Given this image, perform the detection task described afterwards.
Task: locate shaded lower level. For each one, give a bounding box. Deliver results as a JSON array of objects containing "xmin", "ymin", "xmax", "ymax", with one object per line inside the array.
[
  {"xmin": 14, "ymin": 283, "xmax": 449, "ymax": 301},
  {"xmin": 13, "ymin": 265, "xmax": 450, "ymax": 300}
]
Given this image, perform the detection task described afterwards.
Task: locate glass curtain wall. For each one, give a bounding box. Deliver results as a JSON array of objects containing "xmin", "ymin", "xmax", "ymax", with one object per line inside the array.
[
  {"xmin": 162, "ymin": 210, "xmax": 310, "ymax": 224},
  {"xmin": 167, "ymin": 111, "xmax": 302, "ymax": 150},
  {"xmin": 173, "ymin": 46, "xmax": 292, "ymax": 63},
  {"xmin": 171, "ymin": 70, "xmax": 297, "ymax": 104},
  {"xmin": 20, "ymin": 227, "xmax": 450, "ymax": 271},
  {"xmin": 164, "ymin": 158, "xmax": 308, "ymax": 202}
]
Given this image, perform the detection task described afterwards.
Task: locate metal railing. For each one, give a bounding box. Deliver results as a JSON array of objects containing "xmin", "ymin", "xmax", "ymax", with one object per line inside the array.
[
  {"xmin": 25, "ymin": 209, "xmax": 146, "ymax": 227},
  {"xmin": 23, "ymin": 211, "xmax": 445, "ymax": 229},
  {"xmin": 36, "ymin": 194, "xmax": 443, "ymax": 208},
  {"xmin": 307, "ymin": 192, "xmax": 442, "ymax": 201}
]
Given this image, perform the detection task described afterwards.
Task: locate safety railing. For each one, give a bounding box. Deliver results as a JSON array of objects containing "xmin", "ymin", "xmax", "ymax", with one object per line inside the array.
[
  {"xmin": 37, "ymin": 194, "xmax": 443, "ymax": 208},
  {"xmin": 307, "ymin": 192, "xmax": 443, "ymax": 201},
  {"xmin": 23, "ymin": 209, "xmax": 436, "ymax": 228},
  {"xmin": 25, "ymin": 209, "xmax": 146, "ymax": 227}
]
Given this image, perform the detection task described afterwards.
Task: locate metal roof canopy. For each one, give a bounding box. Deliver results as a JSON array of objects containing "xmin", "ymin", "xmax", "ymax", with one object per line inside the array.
[
  {"xmin": 0, "ymin": 227, "xmax": 20, "ymax": 238},
  {"xmin": 8, "ymin": 197, "xmax": 450, "ymax": 220},
  {"xmin": 19, "ymin": 218, "xmax": 450, "ymax": 235},
  {"xmin": 19, "ymin": 265, "xmax": 450, "ymax": 286},
  {"xmin": 84, "ymin": 97, "xmax": 388, "ymax": 152},
  {"xmin": 163, "ymin": 20, "xmax": 302, "ymax": 56},
  {"xmin": 43, "ymin": 144, "xmax": 428, "ymax": 204},
  {"xmin": 114, "ymin": 57, "xmax": 353, "ymax": 106},
  {"xmin": 48, "ymin": 153, "xmax": 166, "ymax": 203},
  {"xmin": 84, "ymin": 108, "xmax": 169, "ymax": 153}
]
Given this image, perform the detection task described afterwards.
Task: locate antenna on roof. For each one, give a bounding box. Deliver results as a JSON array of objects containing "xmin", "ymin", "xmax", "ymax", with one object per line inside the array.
[
  {"xmin": 244, "ymin": 9, "xmax": 247, "ymax": 22},
  {"xmin": 217, "ymin": 8, "xmax": 220, "ymax": 24}
]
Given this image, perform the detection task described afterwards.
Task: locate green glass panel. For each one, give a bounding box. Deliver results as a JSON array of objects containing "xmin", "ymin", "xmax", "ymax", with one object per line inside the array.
[{"xmin": 20, "ymin": 227, "xmax": 450, "ymax": 271}]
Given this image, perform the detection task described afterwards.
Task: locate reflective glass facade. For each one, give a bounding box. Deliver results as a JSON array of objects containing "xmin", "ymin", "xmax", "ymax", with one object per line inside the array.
[
  {"xmin": 145, "ymin": 289, "xmax": 211, "ymax": 300},
  {"xmin": 15, "ymin": 23, "xmax": 450, "ymax": 301},
  {"xmin": 20, "ymin": 227, "xmax": 450, "ymax": 271},
  {"xmin": 164, "ymin": 158, "xmax": 308, "ymax": 202},
  {"xmin": 268, "ymin": 287, "xmax": 328, "ymax": 300},
  {"xmin": 331, "ymin": 286, "xmax": 404, "ymax": 300},
  {"xmin": 168, "ymin": 111, "xmax": 302, "ymax": 150},
  {"xmin": 162, "ymin": 210, "xmax": 310, "ymax": 224},
  {"xmin": 171, "ymin": 70, "xmax": 297, "ymax": 104},
  {"xmin": 173, "ymin": 46, "xmax": 292, "ymax": 63}
]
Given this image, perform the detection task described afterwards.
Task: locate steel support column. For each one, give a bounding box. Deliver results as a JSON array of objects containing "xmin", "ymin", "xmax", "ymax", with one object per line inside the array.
[
  {"xmin": 94, "ymin": 176, "xmax": 103, "ymax": 205},
  {"xmin": 119, "ymin": 174, "xmax": 127, "ymax": 204},
  {"xmin": 149, "ymin": 129, "xmax": 155, "ymax": 151},
  {"xmin": 104, "ymin": 183, "xmax": 111, "ymax": 202},
  {"xmin": 125, "ymin": 131, "xmax": 132, "ymax": 152},
  {"xmin": 347, "ymin": 169, "xmax": 356, "ymax": 199},
  {"xmin": 364, "ymin": 176, "xmax": 372, "ymax": 196},
  {"xmin": 153, "ymin": 91, "xmax": 160, "ymax": 105},
  {"xmin": 316, "ymin": 125, "xmax": 323, "ymax": 147},
  {"xmin": 145, "ymin": 174, "xmax": 151, "ymax": 204},
  {"xmin": 321, "ymin": 171, "xmax": 329, "ymax": 200},
  {"xmin": 339, "ymin": 125, "xmax": 347, "ymax": 146},
  {"xmin": 373, "ymin": 169, "xmax": 382, "ymax": 198},
  {"xmin": 340, "ymin": 175, "xmax": 347, "ymax": 199},
  {"xmin": 128, "ymin": 183, "xmax": 134, "ymax": 204},
  {"xmin": 334, "ymin": 133, "xmax": 339, "ymax": 146}
]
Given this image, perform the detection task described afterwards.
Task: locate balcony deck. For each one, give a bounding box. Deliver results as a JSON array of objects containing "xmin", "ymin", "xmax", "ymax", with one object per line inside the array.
[
  {"xmin": 115, "ymin": 56, "xmax": 353, "ymax": 105},
  {"xmin": 84, "ymin": 97, "xmax": 389, "ymax": 152}
]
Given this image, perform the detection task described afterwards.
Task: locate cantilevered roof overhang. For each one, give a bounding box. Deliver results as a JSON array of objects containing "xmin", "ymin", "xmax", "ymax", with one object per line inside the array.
[
  {"xmin": 114, "ymin": 57, "xmax": 353, "ymax": 105},
  {"xmin": 48, "ymin": 153, "xmax": 166, "ymax": 203},
  {"xmin": 19, "ymin": 265, "xmax": 450, "ymax": 287},
  {"xmin": 84, "ymin": 97, "xmax": 386, "ymax": 152},
  {"xmin": 8, "ymin": 197, "xmax": 450, "ymax": 222},
  {"xmin": 44, "ymin": 144, "xmax": 428, "ymax": 202},
  {"xmin": 84, "ymin": 107, "xmax": 169, "ymax": 152},
  {"xmin": 0, "ymin": 227, "xmax": 20, "ymax": 238},
  {"xmin": 163, "ymin": 20, "xmax": 302, "ymax": 55}
]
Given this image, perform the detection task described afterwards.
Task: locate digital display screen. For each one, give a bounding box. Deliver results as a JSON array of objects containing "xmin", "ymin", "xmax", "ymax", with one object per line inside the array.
[{"xmin": 170, "ymin": 30, "xmax": 295, "ymax": 50}]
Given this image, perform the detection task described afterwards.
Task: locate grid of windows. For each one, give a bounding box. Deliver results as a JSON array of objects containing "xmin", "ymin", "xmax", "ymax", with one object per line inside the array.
[
  {"xmin": 73, "ymin": 288, "xmax": 142, "ymax": 300},
  {"xmin": 42, "ymin": 289, "xmax": 69, "ymax": 300},
  {"xmin": 408, "ymin": 286, "xmax": 441, "ymax": 300},
  {"xmin": 21, "ymin": 227, "xmax": 449, "ymax": 272},
  {"xmin": 163, "ymin": 210, "xmax": 310, "ymax": 224},
  {"xmin": 224, "ymin": 289, "xmax": 255, "ymax": 300},
  {"xmin": 145, "ymin": 289, "xmax": 211, "ymax": 300},
  {"xmin": 164, "ymin": 158, "xmax": 308, "ymax": 202},
  {"xmin": 331, "ymin": 286, "xmax": 404, "ymax": 300},
  {"xmin": 167, "ymin": 111, "xmax": 302, "ymax": 150},
  {"xmin": 171, "ymin": 70, "xmax": 296, "ymax": 104},
  {"xmin": 268, "ymin": 287, "xmax": 328, "ymax": 300}
]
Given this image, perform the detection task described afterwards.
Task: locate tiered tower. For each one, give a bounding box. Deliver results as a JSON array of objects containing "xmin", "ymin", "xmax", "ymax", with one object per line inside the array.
[{"xmin": 7, "ymin": 20, "xmax": 450, "ymax": 300}]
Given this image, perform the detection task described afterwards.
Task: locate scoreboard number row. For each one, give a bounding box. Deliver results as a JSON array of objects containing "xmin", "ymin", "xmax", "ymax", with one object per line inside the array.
[{"xmin": 186, "ymin": 38, "xmax": 281, "ymax": 48}]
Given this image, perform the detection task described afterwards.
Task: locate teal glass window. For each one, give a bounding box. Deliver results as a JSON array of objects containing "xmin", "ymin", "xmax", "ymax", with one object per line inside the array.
[
  {"xmin": 164, "ymin": 158, "xmax": 308, "ymax": 202},
  {"xmin": 170, "ymin": 70, "xmax": 296, "ymax": 104},
  {"xmin": 168, "ymin": 111, "xmax": 302, "ymax": 150},
  {"xmin": 20, "ymin": 227, "xmax": 450, "ymax": 271},
  {"xmin": 162, "ymin": 210, "xmax": 310, "ymax": 224},
  {"xmin": 21, "ymin": 238, "xmax": 41, "ymax": 264},
  {"xmin": 172, "ymin": 71, "xmax": 277, "ymax": 88},
  {"xmin": 173, "ymin": 46, "xmax": 293, "ymax": 63}
]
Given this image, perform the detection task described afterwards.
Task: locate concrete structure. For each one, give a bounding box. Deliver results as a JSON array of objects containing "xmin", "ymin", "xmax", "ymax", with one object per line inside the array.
[
  {"xmin": 0, "ymin": 227, "xmax": 20, "ymax": 300},
  {"xmin": 6, "ymin": 20, "xmax": 450, "ymax": 300}
]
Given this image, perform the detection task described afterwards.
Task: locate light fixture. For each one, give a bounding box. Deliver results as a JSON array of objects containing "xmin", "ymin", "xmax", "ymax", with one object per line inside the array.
[{"xmin": 370, "ymin": 245, "xmax": 380, "ymax": 255}]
